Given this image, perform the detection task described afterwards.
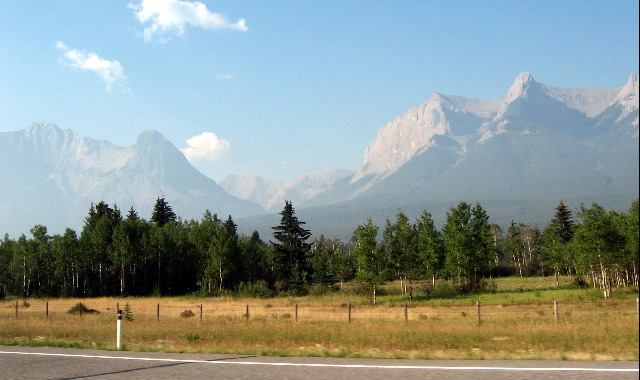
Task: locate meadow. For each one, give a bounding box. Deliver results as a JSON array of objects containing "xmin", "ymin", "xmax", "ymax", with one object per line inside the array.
[{"xmin": 0, "ymin": 276, "xmax": 637, "ymax": 361}]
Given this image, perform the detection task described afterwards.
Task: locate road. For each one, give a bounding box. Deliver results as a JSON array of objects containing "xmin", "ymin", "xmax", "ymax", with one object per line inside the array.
[{"xmin": 0, "ymin": 346, "xmax": 637, "ymax": 380}]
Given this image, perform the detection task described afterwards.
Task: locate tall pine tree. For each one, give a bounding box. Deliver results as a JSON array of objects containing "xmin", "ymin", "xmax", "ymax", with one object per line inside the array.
[
  {"xmin": 151, "ymin": 197, "xmax": 177, "ymax": 227},
  {"xmin": 271, "ymin": 201, "xmax": 312, "ymax": 294}
]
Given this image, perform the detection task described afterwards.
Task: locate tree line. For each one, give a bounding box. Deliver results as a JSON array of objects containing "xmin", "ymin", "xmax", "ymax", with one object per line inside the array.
[{"xmin": 0, "ymin": 198, "xmax": 637, "ymax": 299}]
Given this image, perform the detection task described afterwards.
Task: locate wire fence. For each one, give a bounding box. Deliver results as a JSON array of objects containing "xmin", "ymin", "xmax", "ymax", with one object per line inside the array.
[{"xmin": 2, "ymin": 298, "xmax": 638, "ymax": 325}]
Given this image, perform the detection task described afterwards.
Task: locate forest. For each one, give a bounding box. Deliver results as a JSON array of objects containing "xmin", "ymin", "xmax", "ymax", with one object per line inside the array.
[{"xmin": 0, "ymin": 197, "xmax": 637, "ymax": 299}]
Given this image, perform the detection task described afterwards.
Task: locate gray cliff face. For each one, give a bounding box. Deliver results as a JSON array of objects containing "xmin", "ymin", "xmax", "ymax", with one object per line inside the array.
[{"xmin": 261, "ymin": 72, "xmax": 638, "ymax": 239}]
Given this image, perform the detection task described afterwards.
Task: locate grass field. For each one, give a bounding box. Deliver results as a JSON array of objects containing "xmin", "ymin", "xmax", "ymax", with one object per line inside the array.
[{"xmin": 0, "ymin": 276, "xmax": 637, "ymax": 361}]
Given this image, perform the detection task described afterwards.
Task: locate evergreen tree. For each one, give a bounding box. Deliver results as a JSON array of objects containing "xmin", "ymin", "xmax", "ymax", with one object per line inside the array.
[
  {"xmin": 271, "ymin": 201, "xmax": 312, "ymax": 294},
  {"xmin": 541, "ymin": 201, "xmax": 576, "ymax": 284},
  {"xmin": 126, "ymin": 206, "xmax": 139, "ymax": 221},
  {"xmin": 151, "ymin": 197, "xmax": 177, "ymax": 227},
  {"xmin": 553, "ymin": 200, "xmax": 574, "ymax": 244}
]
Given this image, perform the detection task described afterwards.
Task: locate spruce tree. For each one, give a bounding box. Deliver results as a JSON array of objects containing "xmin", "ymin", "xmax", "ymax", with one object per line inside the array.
[
  {"xmin": 151, "ymin": 197, "xmax": 177, "ymax": 227},
  {"xmin": 271, "ymin": 201, "xmax": 312, "ymax": 294}
]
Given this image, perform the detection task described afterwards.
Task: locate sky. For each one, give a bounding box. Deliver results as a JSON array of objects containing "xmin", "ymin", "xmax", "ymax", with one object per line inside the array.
[{"xmin": 1, "ymin": 1, "xmax": 638, "ymax": 182}]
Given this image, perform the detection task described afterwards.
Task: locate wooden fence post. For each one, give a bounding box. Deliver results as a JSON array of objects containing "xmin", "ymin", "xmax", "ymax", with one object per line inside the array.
[
  {"xmin": 200, "ymin": 304, "xmax": 203, "ymax": 321},
  {"xmin": 246, "ymin": 305, "xmax": 249, "ymax": 321},
  {"xmin": 348, "ymin": 303, "xmax": 352, "ymax": 323},
  {"xmin": 404, "ymin": 303, "xmax": 408, "ymax": 322},
  {"xmin": 295, "ymin": 304, "xmax": 298, "ymax": 323},
  {"xmin": 476, "ymin": 301, "xmax": 481, "ymax": 325},
  {"xmin": 46, "ymin": 301, "xmax": 49, "ymax": 319},
  {"xmin": 15, "ymin": 301, "xmax": 18, "ymax": 318},
  {"xmin": 554, "ymin": 300, "xmax": 559, "ymax": 324},
  {"xmin": 157, "ymin": 303, "xmax": 160, "ymax": 321}
]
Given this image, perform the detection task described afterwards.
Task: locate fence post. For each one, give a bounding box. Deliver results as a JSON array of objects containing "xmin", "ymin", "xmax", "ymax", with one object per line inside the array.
[
  {"xmin": 157, "ymin": 303, "xmax": 160, "ymax": 321},
  {"xmin": 554, "ymin": 300, "xmax": 559, "ymax": 323},
  {"xmin": 404, "ymin": 303, "xmax": 408, "ymax": 322},
  {"xmin": 15, "ymin": 301, "xmax": 18, "ymax": 318},
  {"xmin": 348, "ymin": 303, "xmax": 352, "ymax": 323},
  {"xmin": 200, "ymin": 304, "xmax": 203, "ymax": 321},
  {"xmin": 476, "ymin": 301, "xmax": 481, "ymax": 325},
  {"xmin": 46, "ymin": 301, "xmax": 49, "ymax": 319},
  {"xmin": 246, "ymin": 305, "xmax": 249, "ymax": 321},
  {"xmin": 295, "ymin": 304, "xmax": 298, "ymax": 323}
]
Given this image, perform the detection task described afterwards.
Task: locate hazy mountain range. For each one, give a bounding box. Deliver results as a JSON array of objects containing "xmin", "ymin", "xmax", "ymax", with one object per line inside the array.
[{"xmin": 1, "ymin": 72, "xmax": 637, "ymax": 238}]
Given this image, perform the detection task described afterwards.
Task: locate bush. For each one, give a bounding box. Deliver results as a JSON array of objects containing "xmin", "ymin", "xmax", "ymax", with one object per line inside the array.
[
  {"xmin": 573, "ymin": 276, "xmax": 589, "ymax": 288},
  {"xmin": 235, "ymin": 281, "xmax": 274, "ymax": 298},
  {"xmin": 67, "ymin": 303, "xmax": 99, "ymax": 315},
  {"xmin": 180, "ymin": 309, "xmax": 195, "ymax": 318}
]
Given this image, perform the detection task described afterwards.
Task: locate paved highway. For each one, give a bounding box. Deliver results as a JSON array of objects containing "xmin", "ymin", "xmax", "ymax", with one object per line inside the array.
[{"xmin": 0, "ymin": 346, "xmax": 637, "ymax": 379}]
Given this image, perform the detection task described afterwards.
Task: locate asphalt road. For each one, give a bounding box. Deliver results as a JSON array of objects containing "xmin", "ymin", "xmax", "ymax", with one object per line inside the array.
[{"xmin": 0, "ymin": 346, "xmax": 637, "ymax": 380}]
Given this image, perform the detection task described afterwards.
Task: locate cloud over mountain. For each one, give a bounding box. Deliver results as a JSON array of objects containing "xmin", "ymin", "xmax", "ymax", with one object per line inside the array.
[{"xmin": 181, "ymin": 131, "xmax": 232, "ymax": 162}]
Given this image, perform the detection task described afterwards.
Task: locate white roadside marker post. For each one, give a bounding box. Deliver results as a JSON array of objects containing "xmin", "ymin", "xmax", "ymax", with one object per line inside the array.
[{"xmin": 116, "ymin": 309, "xmax": 122, "ymax": 350}]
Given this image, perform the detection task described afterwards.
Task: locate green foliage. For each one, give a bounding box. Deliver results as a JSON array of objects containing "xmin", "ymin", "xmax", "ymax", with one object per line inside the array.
[
  {"xmin": 151, "ymin": 197, "xmax": 177, "ymax": 227},
  {"xmin": 123, "ymin": 303, "xmax": 134, "ymax": 321},
  {"xmin": 352, "ymin": 219, "xmax": 387, "ymax": 286},
  {"xmin": 271, "ymin": 201, "xmax": 313, "ymax": 294},
  {"xmin": 0, "ymin": 197, "xmax": 637, "ymax": 299},
  {"xmin": 442, "ymin": 202, "xmax": 494, "ymax": 292}
]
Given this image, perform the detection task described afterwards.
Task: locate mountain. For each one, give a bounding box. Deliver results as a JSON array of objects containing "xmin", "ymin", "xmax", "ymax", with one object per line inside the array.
[
  {"xmin": 238, "ymin": 73, "xmax": 639, "ymax": 239},
  {"xmin": 219, "ymin": 168, "xmax": 354, "ymax": 212},
  {"xmin": 3, "ymin": 73, "xmax": 637, "ymax": 240},
  {"xmin": 0, "ymin": 122, "xmax": 265, "ymax": 236}
]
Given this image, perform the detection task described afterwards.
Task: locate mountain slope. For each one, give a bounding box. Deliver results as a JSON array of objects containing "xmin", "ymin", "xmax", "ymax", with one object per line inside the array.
[
  {"xmin": 220, "ymin": 168, "xmax": 354, "ymax": 212},
  {"xmin": 239, "ymin": 72, "xmax": 638, "ymax": 239},
  {"xmin": 0, "ymin": 122, "xmax": 265, "ymax": 236}
]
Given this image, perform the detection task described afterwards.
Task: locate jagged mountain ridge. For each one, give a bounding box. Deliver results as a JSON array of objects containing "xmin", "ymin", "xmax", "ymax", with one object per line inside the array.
[
  {"xmin": 0, "ymin": 122, "xmax": 265, "ymax": 236},
  {"xmin": 219, "ymin": 168, "xmax": 354, "ymax": 212},
  {"xmin": 305, "ymin": 72, "xmax": 638, "ymax": 207},
  {"xmin": 2, "ymin": 72, "xmax": 637, "ymax": 239},
  {"xmin": 236, "ymin": 72, "xmax": 638, "ymax": 239}
]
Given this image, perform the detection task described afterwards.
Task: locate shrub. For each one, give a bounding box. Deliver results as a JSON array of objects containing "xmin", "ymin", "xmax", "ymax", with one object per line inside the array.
[
  {"xmin": 67, "ymin": 303, "xmax": 99, "ymax": 315},
  {"xmin": 180, "ymin": 309, "xmax": 195, "ymax": 318},
  {"xmin": 236, "ymin": 281, "xmax": 274, "ymax": 298},
  {"xmin": 573, "ymin": 276, "xmax": 589, "ymax": 288},
  {"xmin": 123, "ymin": 303, "xmax": 134, "ymax": 321}
]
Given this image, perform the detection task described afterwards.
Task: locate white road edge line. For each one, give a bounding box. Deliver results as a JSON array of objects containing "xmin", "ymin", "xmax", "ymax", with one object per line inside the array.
[{"xmin": 0, "ymin": 351, "xmax": 637, "ymax": 372}]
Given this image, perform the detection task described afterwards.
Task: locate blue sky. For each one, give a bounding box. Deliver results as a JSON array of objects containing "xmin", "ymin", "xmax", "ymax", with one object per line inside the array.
[{"xmin": 1, "ymin": 1, "xmax": 638, "ymax": 182}]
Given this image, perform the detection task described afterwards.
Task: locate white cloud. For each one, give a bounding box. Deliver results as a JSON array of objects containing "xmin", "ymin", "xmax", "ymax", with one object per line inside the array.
[
  {"xmin": 181, "ymin": 132, "xmax": 232, "ymax": 162},
  {"xmin": 128, "ymin": 0, "xmax": 248, "ymax": 42},
  {"xmin": 56, "ymin": 41, "xmax": 128, "ymax": 92}
]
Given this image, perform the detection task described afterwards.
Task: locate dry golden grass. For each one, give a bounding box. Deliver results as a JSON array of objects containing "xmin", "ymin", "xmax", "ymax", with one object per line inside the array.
[{"xmin": 0, "ymin": 292, "xmax": 637, "ymax": 360}]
